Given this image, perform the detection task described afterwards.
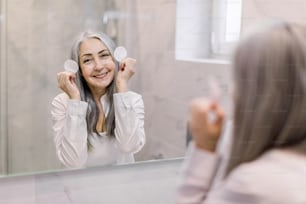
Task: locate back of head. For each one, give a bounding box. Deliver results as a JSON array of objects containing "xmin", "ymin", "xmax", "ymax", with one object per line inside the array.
[{"xmin": 226, "ymin": 21, "xmax": 306, "ymax": 176}]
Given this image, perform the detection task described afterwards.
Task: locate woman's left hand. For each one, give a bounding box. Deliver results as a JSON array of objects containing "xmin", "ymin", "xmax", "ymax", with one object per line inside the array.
[
  {"xmin": 116, "ymin": 57, "xmax": 136, "ymax": 92},
  {"xmin": 188, "ymin": 98, "xmax": 225, "ymax": 152}
]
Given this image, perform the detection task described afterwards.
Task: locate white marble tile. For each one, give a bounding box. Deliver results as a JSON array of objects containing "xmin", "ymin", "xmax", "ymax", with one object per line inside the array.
[
  {"xmin": 242, "ymin": 0, "xmax": 306, "ymax": 34},
  {"xmin": 0, "ymin": 176, "xmax": 35, "ymax": 204}
]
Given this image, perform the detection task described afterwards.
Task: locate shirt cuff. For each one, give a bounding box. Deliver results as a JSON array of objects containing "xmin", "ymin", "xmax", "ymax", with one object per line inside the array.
[
  {"xmin": 67, "ymin": 100, "xmax": 88, "ymax": 116},
  {"xmin": 184, "ymin": 142, "xmax": 221, "ymax": 181}
]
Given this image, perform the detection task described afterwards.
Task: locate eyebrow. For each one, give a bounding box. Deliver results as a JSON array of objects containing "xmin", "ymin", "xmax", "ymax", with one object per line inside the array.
[{"xmin": 80, "ymin": 49, "xmax": 109, "ymax": 58}]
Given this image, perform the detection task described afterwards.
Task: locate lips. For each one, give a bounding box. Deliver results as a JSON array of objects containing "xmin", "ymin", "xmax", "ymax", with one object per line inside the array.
[{"xmin": 94, "ymin": 71, "xmax": 108, "ymax": 79}]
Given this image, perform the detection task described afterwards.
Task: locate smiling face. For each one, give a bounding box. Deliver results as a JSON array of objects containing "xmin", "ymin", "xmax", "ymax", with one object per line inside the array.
[{"xmin": 79, "ymin": 37, "xmax": 116, "ymax": 96}]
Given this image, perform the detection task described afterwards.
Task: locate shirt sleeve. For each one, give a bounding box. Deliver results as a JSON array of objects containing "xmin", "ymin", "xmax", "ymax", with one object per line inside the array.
[
  {"xmin": 176, "ymin": 143, "xmax": 221, "ymax": 204},
  {"xmin": 113, "ymin": 91, "xmax": 145, "ymax": 153},
  {"xmin": 176, "ymin": 143, "xmax": 263, "ymax": 204},
  {"xmin": 51, "ymin": 93, "xmax": 89, "ymax": 168}
]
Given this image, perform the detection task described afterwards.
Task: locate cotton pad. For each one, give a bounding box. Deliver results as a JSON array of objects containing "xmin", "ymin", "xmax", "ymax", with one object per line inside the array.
[
  {"xmin": 207, "ymin": 76, "xmax": 222, "ymax": 123},
  {"xmin": 114, "ymin": 46, "xmax": 127, "ymax": 62},
  {"xmin": 64, "ymin": 59, "xmax": 79, "ymax": 73}
]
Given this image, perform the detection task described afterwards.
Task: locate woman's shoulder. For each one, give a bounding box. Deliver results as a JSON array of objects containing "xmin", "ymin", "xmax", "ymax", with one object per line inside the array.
[
  {"xmin": 232, "ymin": 149, "xmax": 306, "ymax": 177},
  {"xmin": 225, "ymin": 149, "xmax": 306, "ymax": 203}
]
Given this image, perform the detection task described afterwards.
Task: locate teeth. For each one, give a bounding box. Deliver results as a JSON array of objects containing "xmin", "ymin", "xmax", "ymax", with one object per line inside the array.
[{"xmin": 95, "ymin": 72, "xmax": 107, "ymax": 77}]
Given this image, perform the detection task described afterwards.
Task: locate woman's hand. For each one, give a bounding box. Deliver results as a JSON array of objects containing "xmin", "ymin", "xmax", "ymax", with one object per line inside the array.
[
  {"xmin": 57, "ymin": 71, "xmax": 81, "ymax": 100},
  {"xmin": 188, "ymin": 98, "xmax": 225, "ymax": 152},
  {"xmin": 116, "ymin": 57, "xmax": 136, "ymax": 92}
]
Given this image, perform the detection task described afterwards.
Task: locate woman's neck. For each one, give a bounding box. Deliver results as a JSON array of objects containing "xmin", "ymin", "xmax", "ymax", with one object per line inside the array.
[
  {"xmin": 90, "ymin": 88, "xmax": 106, "ymax": 103},
  {"xmin": 90, "ymin": 88, "xmax": 107, "ymax": 132}
]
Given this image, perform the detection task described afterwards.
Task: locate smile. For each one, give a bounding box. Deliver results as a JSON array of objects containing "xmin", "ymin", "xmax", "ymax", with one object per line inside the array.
[{"xmin": 94, "ymin": 71, "xmax": 109, "ymax": 79}]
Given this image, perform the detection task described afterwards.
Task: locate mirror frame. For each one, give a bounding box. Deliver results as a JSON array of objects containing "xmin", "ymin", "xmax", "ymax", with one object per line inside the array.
[{"xmin": 0, "ymin": 0, "xmax": 8, "ymax": 175}]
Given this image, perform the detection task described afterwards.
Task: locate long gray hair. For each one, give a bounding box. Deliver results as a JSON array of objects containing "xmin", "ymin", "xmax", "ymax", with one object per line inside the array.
[
  {"xmin": 70, "ymin": 31, "xmax": 119, "ymax": 141},
  {"xmin": 226, "ymin": 22, "xmax": 306, "ymax": 176}
]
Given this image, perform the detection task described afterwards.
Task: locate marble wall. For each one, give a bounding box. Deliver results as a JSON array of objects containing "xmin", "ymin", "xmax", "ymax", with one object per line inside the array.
[
  {"xmin": 133, "ymin": 0, "xmax": 306, "ymax": 162},
  {"xmin": 241, "ymin": 0, "xmax": 306, "ymax": 32}
]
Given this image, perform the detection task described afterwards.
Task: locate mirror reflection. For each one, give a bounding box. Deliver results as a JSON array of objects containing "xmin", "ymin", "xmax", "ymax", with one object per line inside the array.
[{"xmin": 0, "ymin": 0, "xmax": 235, "ymax": 176}]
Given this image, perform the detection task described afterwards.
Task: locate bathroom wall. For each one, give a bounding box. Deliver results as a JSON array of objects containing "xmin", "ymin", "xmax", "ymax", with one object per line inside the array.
[
  {"xmin": 131, "ymin": 0, "xmax": 232, "ymax": 161},
  {"xmin": 132, "ymin": 0, "xmax": 306, "ymax": 162},
  {"xmin": 241, "ymin": 0, "xmax": 306, "ymax": 32}
]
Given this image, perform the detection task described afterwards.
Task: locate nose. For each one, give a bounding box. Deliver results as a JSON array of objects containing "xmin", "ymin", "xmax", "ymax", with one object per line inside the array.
[{"xmin": 94, "ymin": 58, "xmax": 104, "ymax": 70}]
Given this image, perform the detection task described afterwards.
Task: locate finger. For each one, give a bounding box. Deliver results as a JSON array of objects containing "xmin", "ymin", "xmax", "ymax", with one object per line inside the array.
[
  {"xmin": 187, "ymin": 113, "xmax": 199, "ymax": 140},
  {"xmin": 215, "ymin": 105, "xmax": 225, "ymax": 125},
  {"xmin": 58, "ymin": 73, "xmax": 73, "ymax": 88},
  {"xmin": 209, "ymin": 102, "xmax": 225, "ymax": 125},
  {"xmin": 69, "ymin": 73, "xmax": 76, "ymax": 83},
  {"xmin": 57, "ymin": 73, "xmax": 62, "ymax": 83},
  {"xmin": 57, "ymin": 74, "xmax": 66, "ymax": 87},
  {"xmin": 197, "ymin": 101, "xmax": 220, "ymax": 125},
  {"xmin": 120, "ymin": 63, "xmax": 126, "ymax": 71},
  {"xmin": 191, "ymin": 98, "xmax": 212, "ymax": 114},
  {"xmin": 122, "ymin": 58, "xmax": 136, "ymax": 69},
  {"xmin": 122, "ymin": 57, "xmax": 136, "ymax": 64}
]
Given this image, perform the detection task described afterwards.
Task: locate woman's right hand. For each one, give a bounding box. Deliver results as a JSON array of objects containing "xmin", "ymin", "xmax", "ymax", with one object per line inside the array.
[
  {"xmin": 56, "ymin": 71, "xmax": 81, "ymax": 100},
  {"xmin": 188, "ymin": 98, "xmax": 225, "ymax": 152}
]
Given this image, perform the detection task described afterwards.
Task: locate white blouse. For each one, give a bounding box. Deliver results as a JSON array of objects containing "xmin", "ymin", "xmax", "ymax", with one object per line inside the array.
[
  {"xmin": 51, "ymin": 91, "xmax": 145, "ymax": 168},
  {"xmin": 176, "ymin": 144, "xmax": 306, "ymax": 204}
]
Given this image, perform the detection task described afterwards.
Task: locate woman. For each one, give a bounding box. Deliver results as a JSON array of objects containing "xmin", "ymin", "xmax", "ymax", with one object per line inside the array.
[
  {"xmin": 176, "ymin": 22, "xmax": 306, "ymax": 204},
  {"xmin": 51, "ymin": 31, "xmax": 145, "ymax": 168}
]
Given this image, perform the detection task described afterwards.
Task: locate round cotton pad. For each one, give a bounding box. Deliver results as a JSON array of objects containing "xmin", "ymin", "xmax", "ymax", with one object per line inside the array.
[
  {"xmin": 64, "ymin": 59, "xmax": 79, "ymax": 73},
  {"xmin": 114, "ymin": 46, "xmax": 127, "ymax": 62}
]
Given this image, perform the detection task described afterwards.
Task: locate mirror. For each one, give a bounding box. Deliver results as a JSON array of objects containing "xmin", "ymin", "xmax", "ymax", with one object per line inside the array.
[{"xmin": 0, "ymin": 0, "xmax": 234, "ymax": 176}]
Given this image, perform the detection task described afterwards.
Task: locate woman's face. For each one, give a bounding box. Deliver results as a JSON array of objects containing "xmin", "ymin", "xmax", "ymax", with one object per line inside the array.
[{"xmin": 79, "ymin": 37, "xmax": 116, "ymax": 93}]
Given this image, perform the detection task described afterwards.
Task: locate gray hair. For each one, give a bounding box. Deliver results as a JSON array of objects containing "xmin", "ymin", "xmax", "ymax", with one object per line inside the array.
[
  {"xmin": 226, "ymin": 22, "xmax": 306, "ymax": 176},
  {"xmin": 70, "ymin": 30, "xmax": 119, "ymax": 143}
]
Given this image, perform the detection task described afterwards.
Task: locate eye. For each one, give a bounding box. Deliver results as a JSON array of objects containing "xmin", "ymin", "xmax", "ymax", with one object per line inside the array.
[
  {"xmin": 83, "ymin": 58, "xmax": 92, "ymax": 64},
  {"xmin": 100, "ymin": 52, "xmax": 110, "ymax": 58}
]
